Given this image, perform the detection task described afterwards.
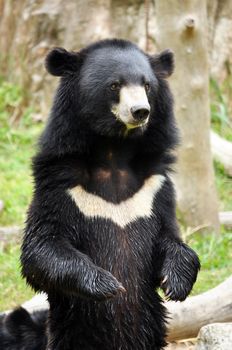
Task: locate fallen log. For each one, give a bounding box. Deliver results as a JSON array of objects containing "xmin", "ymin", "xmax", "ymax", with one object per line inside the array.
[
  {"xmin": 219, "ymin": 211, "xmax": 232, "ymax": 228},
  {"xmin": 166, "ymin": 276, "xmax": 232, "ymax": 341},
  {"xmin": 22, "ymin": 293, "xmax": 49, "ymax": 313},
  {"xmin": 210, "ymin": 130, "xmax": 232, "ymax": 176},
  {"xmin": 0, "ymin": 200, "xmax": 4, "ymax": 213},
  {"xmin": 0, "ymin": 226, "xmax": 21, "ymax": 244},
  {"xmin": 2, "ymin": 293, "xmax": 49, "ymax": 316}
]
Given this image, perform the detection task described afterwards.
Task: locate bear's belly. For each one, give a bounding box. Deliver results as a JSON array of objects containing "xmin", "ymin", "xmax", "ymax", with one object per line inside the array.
[
  {"xmin": 68, "ymin": 174, "xmax": 165, "ymax": 228},
  {"xmin": 49, "ymin": 276, "xmax": 166, "ymax": 350}
]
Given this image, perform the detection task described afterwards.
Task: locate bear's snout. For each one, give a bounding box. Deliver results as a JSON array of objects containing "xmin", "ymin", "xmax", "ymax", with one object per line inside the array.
[
  {"xmin": 130, "ymin": 104, "xmax": 150, "ymax": 122},
  {"xmin": 112, "ymin": 85, "xmax": 150, "ymax": 129}
]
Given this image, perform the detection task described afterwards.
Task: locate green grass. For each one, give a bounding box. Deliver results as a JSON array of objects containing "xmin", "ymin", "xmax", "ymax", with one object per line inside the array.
[
  {"xmin": 0, "ymin": 81, "xmax": 42, "ymax": 226},
  {"xmin": 0, "ymin": 123, "xmax": 41, "ymax": 226},
  {"xmin": 0, "ymin": 80, "xmax": 41, "ymax": 310},
  {"xmin": 0, "ymin": 243, "xmax": 34, "ymax": 310},
  {"xmin": 215, "ymin": 161, "xmax": 232, "ymax": 211},
  {"xmin": 0, "ymin": 79, "xmax": 232, "ymax": 311},
  {"xmin": 210, "ymin": 78, "xmax": 232, "ymax": 141},
  {"xmin": 189, "ymin": 230, "xmax": 232, "ymax": 295},
  {"xmin": 210, "ymin": 78, "xmax": 232, "ymax": 211}
]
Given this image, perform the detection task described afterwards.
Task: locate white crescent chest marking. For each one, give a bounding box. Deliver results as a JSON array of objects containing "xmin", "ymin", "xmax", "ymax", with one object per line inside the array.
[{"xmin": 68, "ymin": 174, "xmax": 165, "ymax": 228}]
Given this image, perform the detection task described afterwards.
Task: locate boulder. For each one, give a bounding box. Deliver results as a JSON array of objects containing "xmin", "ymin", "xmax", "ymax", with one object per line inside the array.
[{"xmin": 195, "ymin": 323, "xmax": 232, "ymax": 350}]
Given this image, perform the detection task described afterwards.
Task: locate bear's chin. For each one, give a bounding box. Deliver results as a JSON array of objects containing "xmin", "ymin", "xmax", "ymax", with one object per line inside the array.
[
  {"xmin": 121, "ymin": 123, "xmax": 148, "ymax": 138},
  {"xmin": 90, "ymin": 120, "xmax": 148, "ymax": 139},
  {"xmin": 114, "ymin": 125, "xmax": 147, "ymax": 139}
]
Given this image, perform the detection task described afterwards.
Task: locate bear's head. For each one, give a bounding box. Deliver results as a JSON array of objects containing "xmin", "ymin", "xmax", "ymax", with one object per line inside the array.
[{"xmin": 42, "ymin": 39, "xmax": 177, "ymax": 155}]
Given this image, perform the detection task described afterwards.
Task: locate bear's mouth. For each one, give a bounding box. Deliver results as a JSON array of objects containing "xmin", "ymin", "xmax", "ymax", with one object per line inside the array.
[
  {"xmin": 112, "ymin": 107, "xmax": 149, "ymax": 130},
  {"xmin": 124, "ymin": 119, "xmax": 149, "ymax": 129}
]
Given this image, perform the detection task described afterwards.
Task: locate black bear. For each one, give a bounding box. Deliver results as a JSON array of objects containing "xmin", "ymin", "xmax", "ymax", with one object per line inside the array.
[{"xmin": 0, "ymin": 39, "xmax": 200, "ymax": 350}]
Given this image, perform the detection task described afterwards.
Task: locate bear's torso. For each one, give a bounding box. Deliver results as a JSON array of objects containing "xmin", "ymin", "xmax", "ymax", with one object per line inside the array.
[{"xmin": 37, "ymin": 141, "xmax": 167, "ymax": 349}]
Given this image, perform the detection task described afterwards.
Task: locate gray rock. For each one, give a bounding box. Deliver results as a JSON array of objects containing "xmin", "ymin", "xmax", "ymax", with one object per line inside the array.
[{"xmin": 195, "ymin": 323, "xmax": 232, "ymax": 350}]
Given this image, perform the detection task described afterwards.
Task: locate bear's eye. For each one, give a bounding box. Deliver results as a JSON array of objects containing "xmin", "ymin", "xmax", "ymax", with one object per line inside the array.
[
  {"xmin": 110, "ymin": 82, "xmax": 121, "ymax": 91},
  {"xmin": 145, "ymin": 82, "xmax": 150, "ymax": 92}
]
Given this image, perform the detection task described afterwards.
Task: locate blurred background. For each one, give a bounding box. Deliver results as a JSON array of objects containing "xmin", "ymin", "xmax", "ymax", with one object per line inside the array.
[{"xmin": 0, "ymin": 0, "xmax": 231, "ymax": 347}]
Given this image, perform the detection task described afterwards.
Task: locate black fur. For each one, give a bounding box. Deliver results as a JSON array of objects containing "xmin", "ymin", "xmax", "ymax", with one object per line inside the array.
[
  {"xmin": 45, "ymin": 48, "xmax": 81, "ymax": 76},
  {"xmin": 1, "ymin": 39, "xmax": 200, "ymax": 350},
  {"xmin": 0, "ymin": 308, "xmax": 47, "ymax": 349}
]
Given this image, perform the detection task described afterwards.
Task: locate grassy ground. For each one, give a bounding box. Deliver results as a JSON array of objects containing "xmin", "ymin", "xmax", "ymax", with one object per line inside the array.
[
  {"xmin": 0, "ymin": 243, "xmax": 34, "ymax": 310},
  {"xmin": 0, "ymin": 81, "xmax": 41, "ymax": 226},
  {"xmin": 188, "ymin": 229, "xmax": 232, "ymax": 295},
  {"xmin": 0, "ymin": 80, "xmax": 231, "ymax": 311},
  {"xmin": 0, "ymin": 81, "xmax": 41, "ymax": 309}
]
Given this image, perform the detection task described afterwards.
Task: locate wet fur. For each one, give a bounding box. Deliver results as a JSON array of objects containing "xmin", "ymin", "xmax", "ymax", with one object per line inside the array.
[{"xmin": 0, "ymin": 39, "xmax": 200, "ymax": 350}]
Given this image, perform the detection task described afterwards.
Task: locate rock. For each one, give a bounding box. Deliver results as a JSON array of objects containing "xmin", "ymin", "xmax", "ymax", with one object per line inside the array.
[{"xmin": 195, "ymin": 323, "xmax": 232, "ymax": 350}]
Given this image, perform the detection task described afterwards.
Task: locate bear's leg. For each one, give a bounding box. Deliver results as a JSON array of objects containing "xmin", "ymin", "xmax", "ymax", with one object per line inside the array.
[
  {"xmin": 161, "ymin": 240, "xmax": 200, "ymax": 301},
  {"xmin": 22, "ymin": 233, "xmax": 125, "ymax": 301}
]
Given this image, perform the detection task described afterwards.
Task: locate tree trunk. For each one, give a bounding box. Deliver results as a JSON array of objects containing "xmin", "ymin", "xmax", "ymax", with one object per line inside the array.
[
  {"xmin": 0, "ymin": 0, "xmax": 112, "ymax": 117},
  {"xmin": 1, "ymin": 0, "xmax": 232, "ymax": 105},
  {"xmin": 0, "ymin": 0, "xmax": 151, "ymax": 118},
  {"xmin": 155, "ymin": 0, "xmax": 220, "ymax": 233},
  {"xmin": 207, "ymin": 0, "xmax": 232, "ymax": 83}
]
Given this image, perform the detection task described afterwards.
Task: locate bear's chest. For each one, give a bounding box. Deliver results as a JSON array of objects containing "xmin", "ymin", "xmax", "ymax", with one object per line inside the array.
[{"xmin": 68, "ymin": 166, "xmax": 165, "ymax": 228}]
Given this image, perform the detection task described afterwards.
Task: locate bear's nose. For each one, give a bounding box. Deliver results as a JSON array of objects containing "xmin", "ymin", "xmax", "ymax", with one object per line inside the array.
[{"xmin": 130, "ymin": 105, "xmax": 150, "ymax": 122}]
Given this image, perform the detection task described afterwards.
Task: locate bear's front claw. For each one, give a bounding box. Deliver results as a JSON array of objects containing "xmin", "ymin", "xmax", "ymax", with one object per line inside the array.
[
  {"xmin": 162, "ymin": 276, "xmax": 193, "ymax": 301},
  {"xmin": 161, "ymin": 242, "xmax": 200, "ymax": 301},
  {"xmin": 84, "ymin": 267, "xmax": 126, "ymax": 301}
]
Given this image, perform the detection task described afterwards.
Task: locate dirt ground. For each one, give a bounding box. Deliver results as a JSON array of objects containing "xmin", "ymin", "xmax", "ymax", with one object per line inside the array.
[{"xmin": 167, "ymin": 339, "xmax": 196, "ymax": 350}]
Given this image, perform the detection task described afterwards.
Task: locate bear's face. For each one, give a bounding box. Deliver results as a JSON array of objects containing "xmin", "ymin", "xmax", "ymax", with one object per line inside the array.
[
  {"xmin": 78, "ymin": 47, "xmax": 156, "ymax": 136},
  {"xmin": 45, "ymin": 40, "xmax": 174, "ymax": 138}
]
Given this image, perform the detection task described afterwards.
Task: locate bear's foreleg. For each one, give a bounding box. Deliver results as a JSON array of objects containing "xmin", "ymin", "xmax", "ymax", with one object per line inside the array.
[
  {"xmin": 157, "ymin": 178, "xmax": 200, "ymax": 301},
  {"xmin": 160, "ymin": 238, "xmax": 200, "ymax": 301},
  {"xmin": 21, "ymin": 230, "xmax": 125, "ymax": 301}
]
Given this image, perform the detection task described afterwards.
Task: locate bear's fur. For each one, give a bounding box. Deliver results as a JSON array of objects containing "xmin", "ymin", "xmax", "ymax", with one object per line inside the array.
[
  {"xmin": 0, "ymin": 39, "xmax": 200, "ymax": 350},
  {"xmin": 0, "ymin": 308, "xmax": 47, "ymax": 350}
]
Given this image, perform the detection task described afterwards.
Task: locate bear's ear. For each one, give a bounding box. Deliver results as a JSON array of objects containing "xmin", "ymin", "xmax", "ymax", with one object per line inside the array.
[
  {"xmin": 149, "ymin": 49, "xmax": 174, "ymax": 78},
  {"xmin": 45, "ymin": 47, "xmax": 80, "ymax": 76}
]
